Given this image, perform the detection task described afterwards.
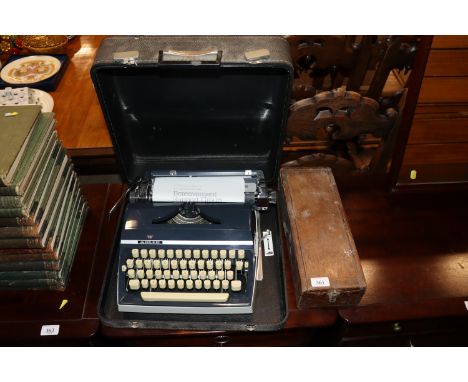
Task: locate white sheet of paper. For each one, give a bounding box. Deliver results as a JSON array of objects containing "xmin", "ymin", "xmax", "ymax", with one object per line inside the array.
[{"xmin": 152, "ymin": 176, "xmax": 245, "ymax": 203}]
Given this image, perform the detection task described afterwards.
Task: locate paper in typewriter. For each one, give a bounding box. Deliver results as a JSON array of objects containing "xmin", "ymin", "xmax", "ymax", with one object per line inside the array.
[{"xmin": 152, "ymin": 177, "xmax": 245, "ymax": 203}]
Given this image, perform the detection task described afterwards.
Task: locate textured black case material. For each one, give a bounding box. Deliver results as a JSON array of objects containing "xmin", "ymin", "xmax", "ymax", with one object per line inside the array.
[{"xmin": 92, "ymin": 36, "xmax": 292, "ymax": 331}]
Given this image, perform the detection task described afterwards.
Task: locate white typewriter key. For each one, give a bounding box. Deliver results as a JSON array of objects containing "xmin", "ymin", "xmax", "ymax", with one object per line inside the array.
[
  {"xmin": 204, "ymin": 280, "xmax": 211, "ymax": 290},
  {"xmin": 127, "ymin": 269, "xmax": 136, "ymax": 279},
  {"xmin": 170, "ymin": 259, "xmax": 178, "ymax": 270},
  {"xmin": 150, "ymin": 279, "xmax": 157, "ymax": 289},
  {"xmin": 172, "ymin": 270, "xmax": 180, "ymax": 280},
  {"xmin": 155, "ymin": 270, "xmax": 163, "ymax": 279},
  {"xmin": 202, "ymin": 249, "xmax": 209, "ymax": 259},
  {"xmin": 179, "ymin": 260, "xmax": 187, "ymax": 270},
  {"xmin": 144, "ymin": 259, "xmax": 152, "ymax": 269},
  {"xmin": 162, "ymin": 260, "xmax": 169, "ymax": 270},
  {"xmin": 193, "ymin": 249, "xmax": 201, "ymax": 259},
  {"xmin": 236, "ymin": 261, "xmax": 243, "ymax": 271},
  {"xmin": 149, "ymin": 249, "xmax": 156, "ymax": 259},
  {"xmin": 195, "ymin": 279, "xmax": 202, "ymax": 290},
  {"xmin": 126, "ymin": 259, "xmax": 134, "ymax": 269},
  {"xmin": 238, "ymin": 249, "xmax": 245, "ymax": 260},
  {"xmin": 146, "ymin": 270, "xmax": 154, "ymax": 279},
  {"xmin": 166, "ymin": 249, "xmax": 174, "ymax": 259},
  {"xmin": 217, "ymin": 270, "xmax": 225, "ymax": 280},
  {"xmin": 176, "ymin": 249, "xmax": 183, "ymax": 259},
  {"xmin": 141, "ymin": 279, "xmax": 149, "ymax": 289},
  {"xmin": 188, "ymin": 260, "xmax": 196, "ymax": 270},
  {"xmin": 168, "ymin": 279, "xmax": 176, "ymax": 290},
  {"xmin": 208, "ymin": 270, "xmax": 216, "ymax": 280},
  {"xmin": 220, "ymin": 250, "xmax": 227, "ymax": 259},
  {"xmin": 213, "ymin": 279, "xmax": 221, "ymax": 290},
  {"xmin": 137, "ymin": 269, "xmax": 145, "ymax": 279},
  {"xmin": 182, "ymin": 270, "xmax": 189, "ymax": 280},
  {"xmin": 158, "ymin": 249, "xmax": 165, "ymax": 259},
  {"xmin": 206, "ymin": 260, "xmax": 214, "ymax": 270},
  {"xmin": 135, "ymin": 259, "xmax": 143, "ymax": 269},
  {"xmin": 190, "ymin": 270, "xmax": 198, "ymax": 280},
  {"xmin": 177, "ymin": 279, "xmax": 185, "ymax": 290},
  {"xmin": 197, "ymin": 259, "xmax": 205, "ymax": 270},
  {"xmin": 211, "ymin": 249, "xmax": 218, "ymax": 259},
  {"xmin": 224, "ymin": 260, "xmax": 232, "ymax": 270},
  {"xmin": 199, "ymin": 270, "xmax": 207, "ymax": 280},
  {"xmin": 231, "ymin": 280, "xmax": 242, "ymax": 292},
  {"xmin": 163, "ymin": 270, "xmax": 171, "ymax": 279},
  {"xmin": 244, "ymin": 261, "xmax": 249, "ymax": 271},
  {"xmin": 131, "ymin": 249, "xmax": 139, "ymax": 258},
  {"xmin": 153, "ymin": 260, "xmax": 161, "ymax": 269},
  {"xmin": 229, "ymin": 249, "xmax": 236, "ymax": 259},
  {"xmin": 129, "ymin": 279, "xmax": 140, "ymax": 290},
  {"xmin": 222, "ymin": 280, "xmax": 229, "ymax": 290},
  {"xmin": 184, "ymin": 249, "xmax": 192, "ymax": 259},
  {"xmin": 216, "ymin": 260, "xmax": 224, "ymax": 270},
  {"xmin": 227, "ymin": 270, "xmax": 234, "ymax": 281},
  {"xmin": 140, "ymin": 249, "xmax": 148, "ymax": 259},
  {"xmin": 121, "ymin": 265, "xmax": 127, "ymax": 272},
  {"xmin": 159, "ymin": 279, "xmax": 167, "ymax": 289},
  {"xmin": 186, "ymin": 279, "xmax": 194, "ymax": 290}
]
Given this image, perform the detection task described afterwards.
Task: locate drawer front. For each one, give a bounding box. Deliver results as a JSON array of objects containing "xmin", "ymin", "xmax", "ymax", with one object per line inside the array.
[
  {"xmin": 408, "ymin": 116, "xmax": 468, "ymax": 144},
  {"xmin": 402, "ymin": 142, "xmax": 468, "ymax": 165},
  {"xmin": 399, "ymin": 162, "xmax": 468, "ymax": 184},
  {"xmin": 425, "ymin": 50, "xmax": 468, "ymax": 77},
  {"xmin": 432, "ymin": 35, "xmax": 468, "ymax": 49},
  {"xmin": 418, "ymin": 77, "xmax": 468, "ymax": 103}
]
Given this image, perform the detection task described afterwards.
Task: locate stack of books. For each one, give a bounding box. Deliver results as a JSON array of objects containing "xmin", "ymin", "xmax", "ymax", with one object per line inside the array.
[{"xmin": 0, "ymin": 105, "xmax": 87, "ymax": 289}]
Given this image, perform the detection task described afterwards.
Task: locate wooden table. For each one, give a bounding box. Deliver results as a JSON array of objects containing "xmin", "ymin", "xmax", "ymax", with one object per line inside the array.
[{"xmin": 0, "ymin": 184, "xmax": 123, "ymax": 344}]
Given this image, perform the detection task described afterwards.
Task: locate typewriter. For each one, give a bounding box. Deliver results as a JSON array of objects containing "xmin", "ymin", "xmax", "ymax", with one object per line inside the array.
[
  {"xmin": 117, "ymin": 170, "xmax": 275, "ymax": 314},
  {"xmin": 91, "ymin": 36, "xmax": 292, "ymax": 323}
]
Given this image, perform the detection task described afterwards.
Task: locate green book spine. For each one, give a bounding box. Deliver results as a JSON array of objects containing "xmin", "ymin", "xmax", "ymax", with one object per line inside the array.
[
  {"xmin": 0, "ymin": 105, "xmax": 42, "ymax": 186},
  {"xmin": 0, "ymin": 216, "xmax": 35, "ymax": 227},
  {"xmin": 0, "ymin": 237, "xmax": 47, "ymax": 249},
  {"xmin": 0, "ymin": 278, "xmax": 65, "ymax": 290},
  {"xmin": 0, "ymin": 259, "xmax": 59, "ymax": 271},
  {"xmin": 0, "ymin": 250, "xmax": 57, "ymax": 262},
  {"xmin": 0, "ymin": 207, "xmax": 28, "ymax": 218},
  {"xmin": 0, "ymin": 226, "xmax": 39, "ymax": 238},
  {"xmin": 0, "ymin": 195, "xmax": 23, "ymax": 208}
]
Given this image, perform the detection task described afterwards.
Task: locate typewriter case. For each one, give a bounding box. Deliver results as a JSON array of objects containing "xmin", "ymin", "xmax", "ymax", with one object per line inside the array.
[{"xmin": 91, "ymin": 36, "xmax": 293, "ymax": 331}]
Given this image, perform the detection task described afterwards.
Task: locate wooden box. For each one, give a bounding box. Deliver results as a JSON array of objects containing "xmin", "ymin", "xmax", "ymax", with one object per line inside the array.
[{"xmin": 279, "ymin": 167, "xmax": 366, "ymax": 308}]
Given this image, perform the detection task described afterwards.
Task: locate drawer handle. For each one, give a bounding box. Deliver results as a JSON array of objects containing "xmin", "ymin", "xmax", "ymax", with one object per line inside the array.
[{"xmin": 214, "ymin": 335, "xmax": 232, "ymax": 346}]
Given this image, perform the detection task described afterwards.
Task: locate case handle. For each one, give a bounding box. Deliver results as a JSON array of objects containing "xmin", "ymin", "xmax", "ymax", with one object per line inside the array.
[{"xmin": 158, "ymin": 49, "xmax": 222, "ymax": 65}]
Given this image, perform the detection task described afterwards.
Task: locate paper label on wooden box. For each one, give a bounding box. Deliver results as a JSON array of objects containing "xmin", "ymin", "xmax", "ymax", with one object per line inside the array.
[
  {"xmin": 40, "ymin": 324, "xmax": 60, "ymax": 336},
  {"xmin": 311, "ymin": 277, "xmax": 330, "ymax": 288}
]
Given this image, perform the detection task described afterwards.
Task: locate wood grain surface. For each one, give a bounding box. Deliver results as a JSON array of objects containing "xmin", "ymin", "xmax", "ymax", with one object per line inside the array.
[{"xmin": 52, "ymin": 36, "xmax": 112, "ymax": 150}]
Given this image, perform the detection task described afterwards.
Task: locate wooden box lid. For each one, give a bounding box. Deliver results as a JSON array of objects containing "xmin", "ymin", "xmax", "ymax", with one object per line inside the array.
[{"xmin": 279, "ymin": 167, "xmax": 366, "ymax": 308}]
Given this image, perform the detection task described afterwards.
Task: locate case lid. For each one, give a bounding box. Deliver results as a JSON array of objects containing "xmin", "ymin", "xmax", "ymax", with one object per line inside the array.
[{"xmin": 91, "ymin": 36, "xmax": 293, "ymax": 185}]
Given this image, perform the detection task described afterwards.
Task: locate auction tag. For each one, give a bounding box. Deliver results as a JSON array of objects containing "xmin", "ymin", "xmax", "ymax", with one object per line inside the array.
[
  {"xmin": 311, "ymin": 277, "xmax": 330, "ymax": 288},
  {"xmin": 40, "ymin": 324, "xmax": 60, "ymax": 336},
  {"xmin": 465, "ymin": 301, "xmax": 468, "ymax": 311}
]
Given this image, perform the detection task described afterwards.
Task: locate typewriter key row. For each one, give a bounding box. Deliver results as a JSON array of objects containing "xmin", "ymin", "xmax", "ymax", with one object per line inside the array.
[
  {"xmin": 128, "ymin": 278, "xmax": 242, "ymax": 292},
  {"xmin": 131, "ymin": 248, "xmax": 246, "ymax": 260},
  {"xmin": 123, "ymin": 258, "xmax": 248, "ymax": 272}
]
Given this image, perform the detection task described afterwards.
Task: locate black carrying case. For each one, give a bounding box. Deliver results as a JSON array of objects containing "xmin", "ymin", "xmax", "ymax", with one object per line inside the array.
[{"xmin": 91, "ymin": 36, "xmax": 293, "ymax": 331}]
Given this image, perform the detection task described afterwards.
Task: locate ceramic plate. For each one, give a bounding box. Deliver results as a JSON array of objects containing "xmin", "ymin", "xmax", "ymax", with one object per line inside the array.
[
  {"xmin": 0, "ymin": 55, "xmax": 61, "ymax": 84},
  {"xmin": 29, "ymin": 88, "xmax": 54, "ymax": 112}
]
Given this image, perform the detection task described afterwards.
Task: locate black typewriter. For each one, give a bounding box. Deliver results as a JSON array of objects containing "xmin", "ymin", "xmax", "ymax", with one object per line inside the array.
[
  {"xmin": 117, "ymin": 170, "xmax": 275, "ymax": 314},
  {"xmin": 91, "ymin": 36, "xmax": 292, "ymax": 321}
]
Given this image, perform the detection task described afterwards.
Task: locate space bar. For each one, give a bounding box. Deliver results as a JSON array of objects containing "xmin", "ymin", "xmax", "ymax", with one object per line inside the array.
[{"xmin": 140, "ymin": 292, "xmax": 229, "ymax": 303}]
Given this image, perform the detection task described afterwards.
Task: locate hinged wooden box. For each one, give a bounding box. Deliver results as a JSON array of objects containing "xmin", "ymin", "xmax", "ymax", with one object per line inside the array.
[{"xmin": 279, "ymin": 167, "xmax": 366, "ymax": 308}]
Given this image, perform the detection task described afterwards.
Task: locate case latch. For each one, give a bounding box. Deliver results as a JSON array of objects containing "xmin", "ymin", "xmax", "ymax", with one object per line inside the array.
[{"xmin": 113, "ymin": 50, "xmax": 140, "ymax": 65}]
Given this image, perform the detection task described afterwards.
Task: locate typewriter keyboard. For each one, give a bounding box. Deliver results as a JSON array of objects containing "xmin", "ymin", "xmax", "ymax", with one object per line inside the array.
[{"xmin": 121, "ymin": 248, "xmax": 251, "ymax": 303}]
